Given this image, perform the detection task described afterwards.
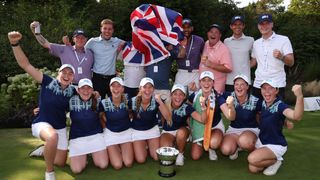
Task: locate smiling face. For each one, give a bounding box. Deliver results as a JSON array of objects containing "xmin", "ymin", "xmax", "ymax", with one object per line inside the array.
[
  {"xmin": 207, "ymin": 27, "xmax": 221, "ymax": 46},
  {"xmin": 171, "ymin": 89, "xmax": 186, "ymax": 108},
  {"xmin": 101, "ymin": 23, "xmax": 114, "ymax": 40},
  {"xmin": 182, "ymin": 23, "xmax": 193, "ymax": 39},
  {"xmin": 110, "ymin": 82, "xmax": 124, "ymax": 99},
  {"xmin": 140, "ymin": 83, "xmax": 154, "ymax": 100},
  {"xmin": 261, "ymin": 83, "xmax": 278, "ymax": 106},
  {"xmin": 258, "ymin": 21, "xmax": 273, "ymax": 37},
  {"xmin": 230, "ymin": 20, "xmax": 244, "ymax": 37},
  {"xmin": 200, "ymin": 77, "xmax": 214, "ymax": 94},
  {"xmin": 78, "ymin": 85, "xmax": 93, "ymax": 101},
  {"xmin": 73, "ymin": 34, "xmax": 87, "ymax": 49},
  {"xmin": 58, "ymin": 68, "xmax": 74, "ymax": 86},
  {"xmin": 234, "ymin": 78, "xmax": 249, "ymax": 98}
]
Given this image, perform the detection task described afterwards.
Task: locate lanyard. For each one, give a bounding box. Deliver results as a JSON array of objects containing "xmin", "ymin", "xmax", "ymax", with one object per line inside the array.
[
  {"xmin": 186, "ymin": 35, "xmax": 194, "ymax": 60},
  {"xmin": 74, "ymin": 47, "xmax": 86, "ymax": 65}
]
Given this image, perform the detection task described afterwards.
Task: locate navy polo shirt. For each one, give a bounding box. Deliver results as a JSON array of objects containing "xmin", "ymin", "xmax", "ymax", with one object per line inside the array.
[
  {"xmin": 32, "ymin": 74, "xmax": 75, "ymax": 129},
  {"xmin": 163, "ymin": 103, "xmax": 195, "ymax": 131},
  {"xmin": 69, "ymin": 96, "xmax": 103, "ymax": 139},
  {"xmin": 99, "ymin": 96, "xmax": 131, "ymax": 132},
  {"xmin": 130, "ymin": 96, "xmax": 159, "ymax": 130},
  {"xmin": 259, "ymin": 98, "xmax": 289, "ymax": 146}
]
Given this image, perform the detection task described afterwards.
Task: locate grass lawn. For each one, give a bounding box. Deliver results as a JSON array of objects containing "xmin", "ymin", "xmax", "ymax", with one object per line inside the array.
[{"xmin": 0, "ymin": 111, "xmax": 320, "ymax": 180}]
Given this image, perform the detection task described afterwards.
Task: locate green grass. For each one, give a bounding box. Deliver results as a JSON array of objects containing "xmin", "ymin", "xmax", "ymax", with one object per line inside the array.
[{"xmin": 1, "ymin": 112, "xmax": 320, "ymax": 180}]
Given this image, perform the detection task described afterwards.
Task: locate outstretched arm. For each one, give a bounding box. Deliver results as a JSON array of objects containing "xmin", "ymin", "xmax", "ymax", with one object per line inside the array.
[
  {"xmin": 30, "ymin": 21, "xmax": 51, "ymax": 49},
  {"xmin": 8, "ymin": 31, "xmax": 43, "ymax": 83},
  {"xmin": 283, "ymin": 85, "xmax": 304, "ymax": 121}
]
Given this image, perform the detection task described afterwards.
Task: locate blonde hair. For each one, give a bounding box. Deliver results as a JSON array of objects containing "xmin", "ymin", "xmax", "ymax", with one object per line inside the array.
[{"xmin": 100, "ymin": 19, "xmax": 114, "ymax": 27}]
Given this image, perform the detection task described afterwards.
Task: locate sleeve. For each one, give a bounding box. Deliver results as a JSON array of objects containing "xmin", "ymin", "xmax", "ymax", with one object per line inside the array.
[
  {"xmin": 41, "ymin": 74, "xmax": 53, "ymax": 86},
  {"xmin": 186, "ymin": 104, "xmax": 195, "ymax": 116},
  {"xmin": 188, "ymin": 92, "xmax": 195, "ymax": 103},
  {"xmin": 278, "ymin": 101, "xmax": 289, "ymax": 114},
  {"xmin": 217, "ymin": 93, "xmax": 226, "ymax": 106},
  {"xmin": 221, "ymin": 46, "xmax": 233, "ymax": 71},
  {"xmin": 49, "ymin": 43, "xmax": 66, "ymax": 57},
  {"xmin": 85, "ymin": 38, "xmax": 93, "ymax": 50},
  {"xmin": 255, "ymin": 99, "xmax": 262, "ymax": 112},
  {"xmin": 251, "ymin": 42, "xmax": 257, "ymax": 58},
  {"xmin": 98, "ymin": 101, "xmax": 105, "ymax": 113},
  {"xmin": 282, "ymin": 37, "xmax": 293, "ymax": 56}
]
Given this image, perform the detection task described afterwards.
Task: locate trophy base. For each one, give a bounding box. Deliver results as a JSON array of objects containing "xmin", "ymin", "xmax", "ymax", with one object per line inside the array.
[{"xmin": 158, "ymin": 170, "xmax": 176, "ymax": 178}]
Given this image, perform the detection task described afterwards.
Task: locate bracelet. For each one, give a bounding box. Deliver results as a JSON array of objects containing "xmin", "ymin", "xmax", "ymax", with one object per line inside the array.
[{"xmin": 11, "ymin": 42, "xmax": 19, "ymax": 47}]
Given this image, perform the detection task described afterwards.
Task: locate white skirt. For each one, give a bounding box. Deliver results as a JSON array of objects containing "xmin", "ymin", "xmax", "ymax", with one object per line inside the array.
[
  {"xmin": 255, "ymin": 138, "xmax": 287, "ymax": 161},
  {"xmin": 132, "ymin": 125, "xmax": 160, "ymax": 141},
  {"xmin": 69, "ymin": 133, "xmax": 106, "ymax": 157},
  {"xmin": 225, "ymin": 126, "xmax": 260, "ymax": 137},
  {"xmin": 104, "ymin": 128, "xmax": 133, "ymax": 146}
]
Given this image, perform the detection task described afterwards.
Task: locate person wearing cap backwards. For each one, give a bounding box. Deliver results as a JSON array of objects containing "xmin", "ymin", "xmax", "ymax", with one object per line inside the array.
[
  {"xmin": 188, "ymin": 71, "xmax": 236, "ymax": 161},
  {"xmin": 99, "ymin": 77, "xmax": 134, "ymax": 169},
  {"xmin": 129, "ymin": 77, "xmax": 171, "ymax": 163},
  {"xmin": 220, "ymin": 74, "xmax": 260, "ymax": 160},
  {"xmin": 248, "ymin": 79, "xmax": 303, "ymax": 176},
  {"xmin": 224, "ymin": 16, "xmax": 254, "ymax": 92},
  {"xmin": 200, "ymin": 23, "xmax": 233, "ymax": 93},
  {"xmin": 68, "ymin": 78, "xmax": 108, "ymax": 173},
  {"xmin": 251, "ymin": 13, "xmax": 294, "ymax": 100},
  {"xmin": 85, "ymin": 19, "xmax": 125, "ymax": 98},
  {"xmin": 8, "ymin": 31, "xmax": 76, "ymax": 180},
  {"xmin": 174, "ymin": 19, "xmax": 205, "ymax": 92},
  {"xmin": 160, "ymin": 84, "xmax": 207, "ymax": 166},
  {"xmin": 30, "ymin": 21, "xmax": 93, "ymax": 84}
]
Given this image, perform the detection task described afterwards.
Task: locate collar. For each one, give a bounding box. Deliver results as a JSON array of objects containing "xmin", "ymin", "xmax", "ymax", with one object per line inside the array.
[
  {"xmin": 262, "ymin": 32, "xmax": 276, "ymax": 41},
  {"xmin": 98, "ymin": 35, "xmax": 113, "ymax": 42},
  {"xmin": 207, "ymin": 40, "xmax": 222, "ymax": 49},
  {"xmin": 231, "ymin": 33, "xmax": 245, "ymax": 40},
  {"xmin": 73, "ymin": 45, "xmax": 85, "ymax": 53}
]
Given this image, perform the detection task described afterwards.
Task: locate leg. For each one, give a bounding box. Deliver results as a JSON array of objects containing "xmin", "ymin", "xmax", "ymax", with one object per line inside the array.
[
  {"xmin": 39, "ymin": 127, "xmax": 58, "ymax": 172},
  {"xmin": 107, "ymin": 145, "xmax": 123, "ymax": 170},
  {"xmin": 160, "ymin": 133, "xmax": 175, "ymax": 147},
  {"xmin": 238, "ymin": 131, "xmax": 257, "ymax": 152},
  {"xmin": 191, "ymin": 143, "xmax": 203, "ymax": 160},
  {"xmin": 247, "ymin": 147, "xmax": 277, "ymax": 173},
  {"xmin": 175, "ymin": 127, "xmax": 189, "ymax": 153},
  {"xmin": 92, "ymin": 149, "xmax": 108, "ymax": 169},
  {"xmin": 54, "ymin": 150, "xmax": 67, "ymax": 167},
  {"xmin": 220, "ymin": 134, "xmax": 238, "ymax": 156},
  {"xmin": 120, "ymin": 142, "xmax": 134, "ymax": 167},
  {"xmin": 209, "ymin": 129, "xmax": 224, "ymax": 149},
  {"xmin": 147, "ymin": 137, "xmax": 160, "ymax": 161},
  {"xmin": 133, "ymin": 140, "xmax": 148, "ymax": 163},
  {"xmin": 70, "ymin": 155, "xmax": 87, "ymax": 174}
]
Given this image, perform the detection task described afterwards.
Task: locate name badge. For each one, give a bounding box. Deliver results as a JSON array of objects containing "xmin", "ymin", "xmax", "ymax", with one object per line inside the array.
[
  {"xmin": 186, "ymin": 60, "xmax": 190, "ymax": 67},
  {"xmin": 77, "ymin": 67, "xmax": 83, "ymax": 74},
  {"xmin": 153, "ymin": 65, "xmax": 158, "ymax": 73}
]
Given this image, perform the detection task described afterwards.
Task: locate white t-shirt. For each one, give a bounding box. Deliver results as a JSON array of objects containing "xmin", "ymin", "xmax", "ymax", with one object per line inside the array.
[
  {"xmin": 123, "ymin": 65, "xmax": 146, "ymax": 88},
  {"xmin": 252, "ymin": 32, "xmax": 293, "ymax": 88},
  {"xmin": 224, "ymin": 34, "xmax": 254, "ymax": 85}
]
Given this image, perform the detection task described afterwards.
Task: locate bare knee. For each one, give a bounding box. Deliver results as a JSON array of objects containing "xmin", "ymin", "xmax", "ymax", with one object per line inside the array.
[
  {"xmin": 176, "ymin": 129, "xmax": 188, "ymax": 140},
  {"xmin": 124, "ymin": 160, "xmax": 133, "ymax": 168},
  {"xmin": 112, "ymin": 161, "xmax": 123, "ymax": 170},
  {"xmin": 135, "ymin": 155, "xmax": 146, "ymax": 164},
  {"xmin": 248, "ymin": 164, "xmax": 261, "ymax": 173},
  {"xmin": 71, "ymin": 165, "xmax": 84, "ymax": 174},
  {"xmin": 247, "ymin": 153, "xmax": 259, "ymax": 165},
  {"xmin": 220, "ymin": 144, "xmax": 233, "ymax": 156},
  {"xmin": 95, "ymin": 160, "xmax": 108, "ymax": 169},
  {"xmin": 238, "ymin": 136, "xmax": 255, "ymax": 151},
  {"xmin": 46, "ymin": 132, "xmax": 58, "ymax": 145}
]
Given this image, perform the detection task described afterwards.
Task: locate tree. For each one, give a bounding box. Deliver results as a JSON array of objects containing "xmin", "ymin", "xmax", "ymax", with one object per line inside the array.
[{"xmin": 288, "ymin": 0, "xmax": 320, "ymax": 15}]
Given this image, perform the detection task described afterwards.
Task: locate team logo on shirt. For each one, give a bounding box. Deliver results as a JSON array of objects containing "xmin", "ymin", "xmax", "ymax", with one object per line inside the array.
[
  {"xmin": 231, "ymin": 92, "xmax": 259, "ymax": 111},
  {"xmin": 46, "ymin": 79, "xmax": 74, "ymax": 97},
  {"xmin": 262, "ymin": 100, "xmax": 281, "ymax": 113},
  {"xmin": 132, "ymin": 96, "xmax": 157, "ymax": 112},
  {"xmin": 102, "ymin": 98, "xmax": 126, "ymax": 112},
  {"xmin": 173, "ymin": 103, "xmax": 188, "ymax": 117}
]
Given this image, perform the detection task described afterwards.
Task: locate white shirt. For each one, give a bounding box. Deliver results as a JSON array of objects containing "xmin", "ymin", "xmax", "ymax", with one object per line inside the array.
[
  {"xmin": 252, "ymin": 32, "xmax": 293, "ymax": 88},
  {"xmin": 224, "ymin": 34, "xmax": 254, "ymax": 85},
  {"xmin": 123, "ymin": 65, "xmax": 146, "ymax": 88}
]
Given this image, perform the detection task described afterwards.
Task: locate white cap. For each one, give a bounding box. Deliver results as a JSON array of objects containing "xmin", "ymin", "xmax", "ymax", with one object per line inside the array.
[
  {"xmin": 199, "ymin": 71, "xmax": 214, "ymax": 80},
  {"xmin": 233, "ymin": 74, "xmax": 249, "ymax": 84},
  {"xmin": 109, "ymin": 77, "xmax": 124, "ymax": 86},
  {"xmin": 261, "ymin": 79, "xmax": 278, "ymax": 88},
  {"xmin": 139, "ymin": 77, "xmax": 154, "ymax": 87},
  {"xmin": 59, "ymin": 64, "xmax": 75, "ymax": 74},
  {"xmin": 78, "ymin": 78, "xmax": 93, "ymax": 88},
  {"xmin": 171, "ymin": 84, "xmax": 186, "ymax": 95}
]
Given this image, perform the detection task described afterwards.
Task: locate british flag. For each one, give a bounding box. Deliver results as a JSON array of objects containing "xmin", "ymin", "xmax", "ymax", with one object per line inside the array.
[{"xmin": 123, "ymin": 4, "xmax": 184, "ymax": 66}]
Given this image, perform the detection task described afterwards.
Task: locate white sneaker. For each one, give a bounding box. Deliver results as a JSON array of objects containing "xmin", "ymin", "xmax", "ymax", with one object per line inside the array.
[
  {"xmin": 175, "ymin": 153, "xmax": 184, "ymax": 166},
  {"xmin": 263, "ymin": 160, "xmax": 282, "ymax": 176},
  {"xmin": 208, "ymin": 149, "xmax": 218, "ymax": 160},
  {"xmin": 229, "ymin": 148, "xmax": 239, "ymax": 160},
  {"xmin": 45, "ymin": 171, "xmax": 56, "ymax": 180},
  {"xmin": 29, "ymin": 144, "xmax": 44, "ymax": 157}
]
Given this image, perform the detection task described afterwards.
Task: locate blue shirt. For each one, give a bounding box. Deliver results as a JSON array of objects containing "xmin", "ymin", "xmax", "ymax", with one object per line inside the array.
[
  {"xmin": 85, "ymin": 36, "xmax": 122, "ymax": 75},
  {"xmin": 130, "ymin": 96, "xmax": 159, "ymax": 130},
  {"xmin": 33, "ymin": 74, "xmax": 75, "ymax": 129},
  {"xmin": 163, "ymin": 103, "xmax": 195, "ymax": 131},
  {"xmin": 69, "ymin": 96, "xmax": 103, "ymax": 139},
  {"xmin": 99, "ymin": 96, "xmax": 131, "ymax": 132},
  {"xmin": 222, "ymin": 92, "xmax": 260, "ymax": 128},
  {"xmin": 259, "ymin": 98, "xmax": 289, "ymax": 146}
]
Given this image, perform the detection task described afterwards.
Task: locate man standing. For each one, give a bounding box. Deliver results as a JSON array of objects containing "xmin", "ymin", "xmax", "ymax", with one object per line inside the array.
[
  {"xmin": 175, "ymin": 18, "xmax": 204, "ymax": 92},
  {"xmin": 30, "ymin": 21, "xmax": 93, "ymax": 84},
  {"xmin": 85, "ymin": 19, "xmax": 124, "ymax": 98},
  {"xmin": 251, "ymin": 13, "xmax": 294, "ymax": 99},
  {"xmin": 200, "ymin": 24, "xmax": 233, "ymax": 93},
  {"xmin": 224, "ymin": 16, "xmax": 254, "ymax": 92}
]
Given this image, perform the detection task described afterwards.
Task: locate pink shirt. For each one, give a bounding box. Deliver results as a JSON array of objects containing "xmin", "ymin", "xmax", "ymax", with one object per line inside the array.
[{"xmin": 200, "ymin": 40, "xmax": 232, "ymax": 93}]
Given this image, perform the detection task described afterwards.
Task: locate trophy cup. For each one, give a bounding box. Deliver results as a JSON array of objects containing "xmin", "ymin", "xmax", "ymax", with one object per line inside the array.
[{"xmin": 156, "ymin": 147, "xmax": 179, "ymax": 178}]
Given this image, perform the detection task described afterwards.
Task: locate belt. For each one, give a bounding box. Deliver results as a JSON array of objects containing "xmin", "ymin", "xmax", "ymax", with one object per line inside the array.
[
  {"xmin": 178, "ymin": 69, "xmax": 199, "ymax": 73},
  {"xmin": 93, "ymin": 72, "xmax": 115, "ymax": 79}
]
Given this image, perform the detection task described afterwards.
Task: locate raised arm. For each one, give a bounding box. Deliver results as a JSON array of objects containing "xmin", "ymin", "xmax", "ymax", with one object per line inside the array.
[
  {"xmin": 30, "ymin": 21, "xmax": 51, "ymax": 49},
  {"xmin": 220, "ymin": 96, "xmax": 236, "ymax": 121},
  {"xmin": 8, "ymin": 31, "xmax": 43, "ymax": 83},
  {"xmin": 155, "ymin": 94, "xmax": 172, "ymax": 121},
  {"xmin": 283, "ymin": 85, "xmax": 304, "ymax": 121}
]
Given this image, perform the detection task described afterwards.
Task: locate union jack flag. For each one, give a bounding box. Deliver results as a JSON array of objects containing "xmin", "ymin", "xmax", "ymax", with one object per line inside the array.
[{"xmin": 123, "ymin": 4, "xmax": 184, "ymax": 66}]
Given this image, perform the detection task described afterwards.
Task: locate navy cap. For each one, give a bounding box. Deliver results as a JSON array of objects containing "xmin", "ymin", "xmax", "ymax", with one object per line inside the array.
[
  {"xmin": 182, "ymin": 18, "xmax": 193, "ymax": 26},
  {"xmin": 231, "ymin": 15, "xmax": 244, "ymax": 24},
  {"xmin": 258, "ymin": 13, "xmax": 273, "ymax": 24},
  {"xmin": 208, "ymin": 23, "xmax": 223, "ymax": 33},
  {"xmin": 73, "ymin": 29, "xmax": 87, "ymax": 37}
]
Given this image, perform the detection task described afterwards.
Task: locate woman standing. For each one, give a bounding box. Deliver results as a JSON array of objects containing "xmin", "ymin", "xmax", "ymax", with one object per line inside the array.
[
  {"xmin": 100, "ymin": 77, "xmax": 134, "ymax": 169},
  {"xmin": 68, "ymin": 78, "xmax": 108, "ymax": 173}
]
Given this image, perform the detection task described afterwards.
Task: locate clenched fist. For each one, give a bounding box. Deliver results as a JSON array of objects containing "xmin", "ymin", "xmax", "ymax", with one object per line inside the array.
[
  {"xmin": 199, "ymin": 96, "xmax": 207, "ymax": 110},
  {"xmin": 226, "ymin": 96, "xmax": 234, "ymax": 108},
  {"xmin": 292, "ymin": 84, "xmax": 303, "ymax": 98},
  {"xmin": 8, "ymin": 31, "xmax": 22, "ymax": 44},
  {"xmin": 30, "ymin": 21, "xmax": 40, "ymax": 34}
]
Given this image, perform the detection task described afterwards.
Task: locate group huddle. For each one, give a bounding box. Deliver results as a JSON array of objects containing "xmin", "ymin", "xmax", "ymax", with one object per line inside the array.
[{"xmin": 8, "ymin": 12, "xmax": 304, "ymax": 180}]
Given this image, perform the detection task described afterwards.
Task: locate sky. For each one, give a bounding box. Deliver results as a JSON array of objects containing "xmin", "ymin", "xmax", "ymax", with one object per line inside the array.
[{"xmin": 235, "ymin": 0, "xmax": 291, "ymax": 9}]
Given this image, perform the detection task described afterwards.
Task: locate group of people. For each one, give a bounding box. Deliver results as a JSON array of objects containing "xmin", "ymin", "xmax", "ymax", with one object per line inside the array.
[{"xmin": 7, "ymin": 12, "xmax": 304, "ymax": 180}]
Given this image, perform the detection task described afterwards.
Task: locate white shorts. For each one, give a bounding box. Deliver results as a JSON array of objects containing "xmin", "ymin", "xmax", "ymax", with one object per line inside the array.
[
  {"xmin": 132, "ymin": 125, "xmax": 160, "ymax": 141},
  {"xmin": 255, "ymin": 138, "xmax": 287, "ymax": 161},
  {"xmin": 31, "ymin": 122, "xmax": 68, "ymax": 150},
  {"xmin": 104, "ymin": 128, "xmax": 133, "ymax": 146},
  {"xmin": 69, "ymin": 133, "xmax": 106, "ymax": 157},
  {"xmin": 225, "ymin": 126, "xmax": 259, "ymax": 137},
  {"xmin": 175, "ymin": 69, "xmax": 200, "ymax": 89},
  {"xmin": 193, "ymin": 120, "xmax": 225, "ymax": 145},
  {"xmin": 161, "ymin": 129, "xmax": 178, "ymax": 137}
]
